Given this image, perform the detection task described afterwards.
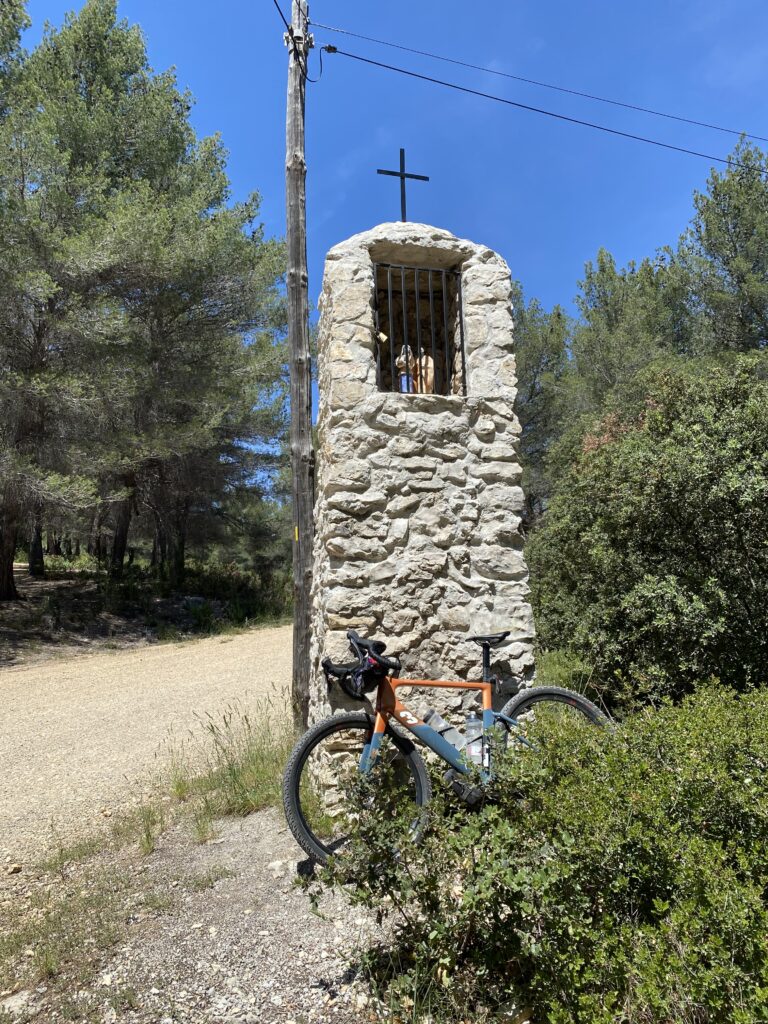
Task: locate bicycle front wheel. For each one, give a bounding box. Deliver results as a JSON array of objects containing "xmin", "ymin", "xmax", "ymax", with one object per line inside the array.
[
  {"xmin": 500, "ymin": 685, "xmax": 606, "ymax": 747},
  {"xmin": 283, "ymin": 711, "xmax": 431, "ymax": 865}
]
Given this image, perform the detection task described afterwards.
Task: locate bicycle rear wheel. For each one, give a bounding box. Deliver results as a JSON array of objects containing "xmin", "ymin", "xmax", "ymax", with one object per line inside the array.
[
  {"xmin": 282, "ymin": 711, "xmax": 431, "ymax": 865},
  {"xmin": 500, "ymin": 685, "xmax": 606, "ymax": 747}
]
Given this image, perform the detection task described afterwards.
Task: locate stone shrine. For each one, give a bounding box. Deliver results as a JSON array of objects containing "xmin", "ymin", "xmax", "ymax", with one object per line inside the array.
[{"xmin": 309, "ymin": 222, "xmax": 535, "ymax": 720}]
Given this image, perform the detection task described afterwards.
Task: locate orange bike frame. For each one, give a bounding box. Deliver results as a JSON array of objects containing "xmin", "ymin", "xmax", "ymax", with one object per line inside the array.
[{"xmin": 361, "ymin": 675, "xmax": 496, "ymax": 777}]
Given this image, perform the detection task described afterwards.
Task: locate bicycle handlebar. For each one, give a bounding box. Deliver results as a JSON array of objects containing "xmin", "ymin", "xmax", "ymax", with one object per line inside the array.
[{"xmin": 346, "ymin": 629, "xmax": 401, "ymax": 675}]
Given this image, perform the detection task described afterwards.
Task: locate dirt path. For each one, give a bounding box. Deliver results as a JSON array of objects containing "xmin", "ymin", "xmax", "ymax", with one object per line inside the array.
[
  {"xmin": 103, "ymin": 810, "xmax": 370, "ymax": 1024},
  {"xmin": 0, "ymin": 627, "xmax": 291, "ymax": 862}
]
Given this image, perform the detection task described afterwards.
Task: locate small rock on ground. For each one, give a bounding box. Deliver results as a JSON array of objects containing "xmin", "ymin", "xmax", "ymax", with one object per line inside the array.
[{"xmin": 101, "ymin": 809, "xmax": 375, "ymax": 1023}]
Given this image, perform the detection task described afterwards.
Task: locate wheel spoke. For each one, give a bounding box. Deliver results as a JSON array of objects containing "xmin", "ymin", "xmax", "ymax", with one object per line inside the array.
[{"xmin": 291, "ymin": 719, "xmax": 422, "ymax": 860}]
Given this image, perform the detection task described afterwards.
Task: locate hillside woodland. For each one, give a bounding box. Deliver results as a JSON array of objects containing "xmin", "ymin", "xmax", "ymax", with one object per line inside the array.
[
  {"xmin": 514, "ymin": 140, "xmax": 768, "ymax": 705},
  {"xmin": 0, "ymin": 0, "xmax": 289, "ymax": 619}
]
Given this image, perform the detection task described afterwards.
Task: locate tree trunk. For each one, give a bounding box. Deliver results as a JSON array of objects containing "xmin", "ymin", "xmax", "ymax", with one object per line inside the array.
[
  {"xmin": 29, "ymin": 513, "xmax": 45, "ymax": 577},
  {"xmin": 88, "ymin": 506, "xmax": 108, "ymax": 561},
  {"xmin": 109, "ymin": 498, "xmax": 132, "ymax": 579},
  {"xmin": 0, "ymin": 518, "xmax": 19, "ymax": 601},
  {"xmin": 170, "ymin": 537, "xmax": 185, "ymax": 588},
  {"xmin": 169, "ymin": 514, "xmax": 187, "ymax": 589},
  {"xmin": 157, "ymin": 530, "xmax": 167, "ymax": 578},
  {"xmin": 64, "ymin": 536, "xmax": 72, "ymax": 560},
  {"xmin": 152, "ymin": 511, "xmax": 168, "ymax": 579},
  {"xmin": 87, "ymin": 512, "xmax": 98, "ymax": 556}
]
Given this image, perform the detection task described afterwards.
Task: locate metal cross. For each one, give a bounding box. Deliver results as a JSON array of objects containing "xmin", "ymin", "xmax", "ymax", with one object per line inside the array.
[{"xmin": 377, "ymin": 148, "xmax": 429, "ymax": 222}]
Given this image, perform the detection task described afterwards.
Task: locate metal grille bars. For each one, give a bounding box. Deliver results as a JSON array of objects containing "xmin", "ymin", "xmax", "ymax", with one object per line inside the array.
[{"xmin": 373, "ymin": 263, "xmax": 466, "ymax": 396}]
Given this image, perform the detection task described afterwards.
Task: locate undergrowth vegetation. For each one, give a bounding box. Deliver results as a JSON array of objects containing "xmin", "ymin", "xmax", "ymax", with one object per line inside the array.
[
  {"xmin": 315, "ymin": 684, "xmax": 768, "ymax": 1024},
  {"xmin": 529, "ymin": 356, "xmax": 768, "ymax": 708},
  {"xmin": 1, "ymin": 562, "xmax": 291, "ymax": 667},
  {"xmin": 167, "ymin": 694, "xmax": 295, "ymax": 841}
]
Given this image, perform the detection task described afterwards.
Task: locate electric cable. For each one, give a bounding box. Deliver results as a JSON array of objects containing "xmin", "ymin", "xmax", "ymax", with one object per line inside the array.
[
  {"xmin": 271, "ymin": 0, "xmax": 291, "ymax": 35},
  {"xmin": 323, "ymin": 47, "xmax": 767, "ymax": 175},
  {"xmin": 272, "ymin": 0, "xmax": 320, "ymax": 84},
  {"xmin": 312, "ymin": 20, "xmax": 768, "ymax": 144},
  {"xmin": 295, "ymin": 1, "xmax": 321, "ymax": 82}
]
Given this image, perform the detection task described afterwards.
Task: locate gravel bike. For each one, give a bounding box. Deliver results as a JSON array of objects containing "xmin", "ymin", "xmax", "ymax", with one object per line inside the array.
[{"xmin": 283, "ymin": 629, "xmax": 605, "ymax": 864}]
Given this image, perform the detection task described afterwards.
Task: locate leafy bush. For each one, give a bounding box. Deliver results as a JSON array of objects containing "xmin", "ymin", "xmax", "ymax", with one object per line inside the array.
[
  {"xmin": 534, "ymin": 649, "xmax": 595, "ymax": 695},
  {"xmin": 42, "ymin": 553, "xmax": 99, "ymax": 574},
  {"xmin": 316, "ymin": 685, "xmax": 768, "ymax": 1023},
  {"xmin": 183, "ymin": 560, "xmax": 291, "ymax": 624},
  {"xmin": 528, "ymin": 356, "xmax": 768, "ymax": 705}
]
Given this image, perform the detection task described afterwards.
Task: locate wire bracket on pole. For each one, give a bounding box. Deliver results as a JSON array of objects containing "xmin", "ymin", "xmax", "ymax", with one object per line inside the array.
[{"xmin": 284, "ymin": 30, "xmax": 314, "ymax": 52}]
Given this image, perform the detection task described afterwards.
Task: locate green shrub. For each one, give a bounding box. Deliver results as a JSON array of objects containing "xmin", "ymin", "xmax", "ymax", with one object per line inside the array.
[
  {"xmin": 528, "ymin": 356, "xmax": 768, "ymax": 706},
  {"xmin": 534, "ymin": 649, "xmax": 595, "ymax": 694},
  {"xmin": 42, "ymin": 553, "xmax": 99, "ymax": 574},
  {"xmin": 183, "ymin": 560, "xmax": 291, "ymax": 624},
  {"xmin": 317, "ymin": 684, "xmax": 768, "ymax": 1023}
]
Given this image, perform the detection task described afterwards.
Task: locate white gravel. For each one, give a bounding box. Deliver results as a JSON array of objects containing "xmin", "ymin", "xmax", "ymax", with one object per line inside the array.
[
  {"xmin": 102, "ymin": 810, "xmax": 373, "ymax": 1024},
  {"xmin": 0, "ymin": 627, "xmax": 291, "ymax": 861}
]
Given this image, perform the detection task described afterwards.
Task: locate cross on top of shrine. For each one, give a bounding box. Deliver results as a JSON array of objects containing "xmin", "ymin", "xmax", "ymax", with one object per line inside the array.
[{"xmin": 376, "ymin": 148, "xmax": 429, "ymax": 222}]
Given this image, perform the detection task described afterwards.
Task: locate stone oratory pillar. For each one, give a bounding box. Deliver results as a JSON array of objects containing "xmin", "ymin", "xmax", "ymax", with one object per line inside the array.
[{"xmin": 309, "ymin": 222, "xmax": 535, "ymax": 722}]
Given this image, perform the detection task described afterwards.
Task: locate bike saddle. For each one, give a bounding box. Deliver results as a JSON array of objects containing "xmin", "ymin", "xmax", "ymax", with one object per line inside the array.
[{"xmin": 467, "ymin": 631, "xmax": 510, "ymax": 647}]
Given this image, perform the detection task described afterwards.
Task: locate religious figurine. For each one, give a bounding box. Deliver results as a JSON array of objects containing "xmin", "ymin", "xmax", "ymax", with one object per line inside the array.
[{"xmin": 396, "ymin": 346, "xmax": 435, "ymax": 394}]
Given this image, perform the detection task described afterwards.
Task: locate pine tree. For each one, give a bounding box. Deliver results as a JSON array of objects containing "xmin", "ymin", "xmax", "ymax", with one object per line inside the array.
[
  {"xmin": 0, "ymin": 0, "xmax": 286, "ymax": 598},
  {"xmin": 511, "ymin": 283, "xmax": 569, "ymax": 525},
  {"xmin": 681, "ymin": 140, "xmax": 768, "ymax": 351}
]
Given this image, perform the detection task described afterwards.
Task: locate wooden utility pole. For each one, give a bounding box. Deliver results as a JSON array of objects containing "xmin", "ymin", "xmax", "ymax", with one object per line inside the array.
[{"xmin": 285, "ymin": 0, "xmax": 314, "ymax": 725}]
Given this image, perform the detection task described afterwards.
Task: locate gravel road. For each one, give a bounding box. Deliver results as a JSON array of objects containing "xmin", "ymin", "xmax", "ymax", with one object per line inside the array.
[
  {"xmin": 104, "ymin": 810, "xmax": 371, "ymax": 1024},
  {"xmin": 0, "ymin": 627, "xmax": 291, "ymax": 862}
]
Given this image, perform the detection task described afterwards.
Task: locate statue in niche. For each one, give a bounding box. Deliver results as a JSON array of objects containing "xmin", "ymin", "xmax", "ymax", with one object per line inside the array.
[{"xmin": 394, "ymin": 343, "xmax": 435, "ymax": 394}]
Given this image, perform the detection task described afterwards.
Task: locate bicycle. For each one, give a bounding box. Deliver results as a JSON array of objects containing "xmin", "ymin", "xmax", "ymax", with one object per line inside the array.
[{"xmin": 283, "ymin": 628, "xmax": 605, "ymax": 864}]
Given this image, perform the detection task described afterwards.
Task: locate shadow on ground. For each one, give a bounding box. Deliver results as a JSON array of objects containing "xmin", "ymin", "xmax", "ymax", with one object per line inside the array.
[{"xmin": 0, "ymin": 568, "xmax": 173, "ymax": 669}]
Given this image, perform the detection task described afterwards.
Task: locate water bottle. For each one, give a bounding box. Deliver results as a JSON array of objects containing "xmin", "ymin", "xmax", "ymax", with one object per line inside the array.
[
  {"xmin": 464, "ymin": 712, "xmax": 483, "ymax": 766},
  {"xmin": 424, "ymin": 708, "xmax": 466, "ymax": 750}
]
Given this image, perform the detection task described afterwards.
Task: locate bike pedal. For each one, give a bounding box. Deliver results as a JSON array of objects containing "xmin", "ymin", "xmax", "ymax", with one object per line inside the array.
[{"xmin": 443, "ymin": 769, "xmax": 484, "ymax": 807}]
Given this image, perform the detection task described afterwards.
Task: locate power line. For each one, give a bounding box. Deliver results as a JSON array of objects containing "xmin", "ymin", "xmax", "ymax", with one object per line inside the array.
[
  {"xmin": 324, "ymin": 47, "xmax": 767, "ymax": 175},
  {"xmin": 271, "ymin": 0, "xmax": 291, "ymax": 35},
  {"xmin": 312, "ymin": 21, "xmax": 768, "ymax": 145},
  {"xmin": 272, "ymin": 0, "xmax": 320, "ymax": 84}
]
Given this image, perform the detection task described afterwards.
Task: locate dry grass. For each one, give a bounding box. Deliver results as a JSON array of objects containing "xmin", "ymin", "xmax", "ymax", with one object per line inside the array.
[
  {"xmin": 0, "ymin": 695, "xmax": 295, "ymax": 1019},
  {"xmin": 0, "ymin": 859, "xmax": 171, "ymax": 1018},
  {"xmin": 165, "ymin": 691, "xmax": 296, "ymax": 842}
]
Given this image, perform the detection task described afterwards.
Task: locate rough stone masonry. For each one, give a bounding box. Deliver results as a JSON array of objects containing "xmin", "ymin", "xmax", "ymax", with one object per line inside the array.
[{"xmin": 309, "ymin": 222, "xmax": 535, "ymax": 721}]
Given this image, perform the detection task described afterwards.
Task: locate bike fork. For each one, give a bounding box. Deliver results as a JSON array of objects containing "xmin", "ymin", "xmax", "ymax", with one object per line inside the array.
[{"xmin": 358, "ymin": 713, "xmax": 387, "ymax": 773}]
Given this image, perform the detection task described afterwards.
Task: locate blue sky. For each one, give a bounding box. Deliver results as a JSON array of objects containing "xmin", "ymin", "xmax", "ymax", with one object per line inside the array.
[{"xmin": 24, "ymin": 0, "xmax": 768, "ymax": 316}]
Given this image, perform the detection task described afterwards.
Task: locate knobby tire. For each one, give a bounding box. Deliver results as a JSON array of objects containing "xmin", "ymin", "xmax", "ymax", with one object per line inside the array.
[
  {"xmin": 283, "ymin": 711, "xmax": 431, "ymax": 865},
  {"xmin": 500, "ymin": 685, "xmax": 606, "ymax": 727}
]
